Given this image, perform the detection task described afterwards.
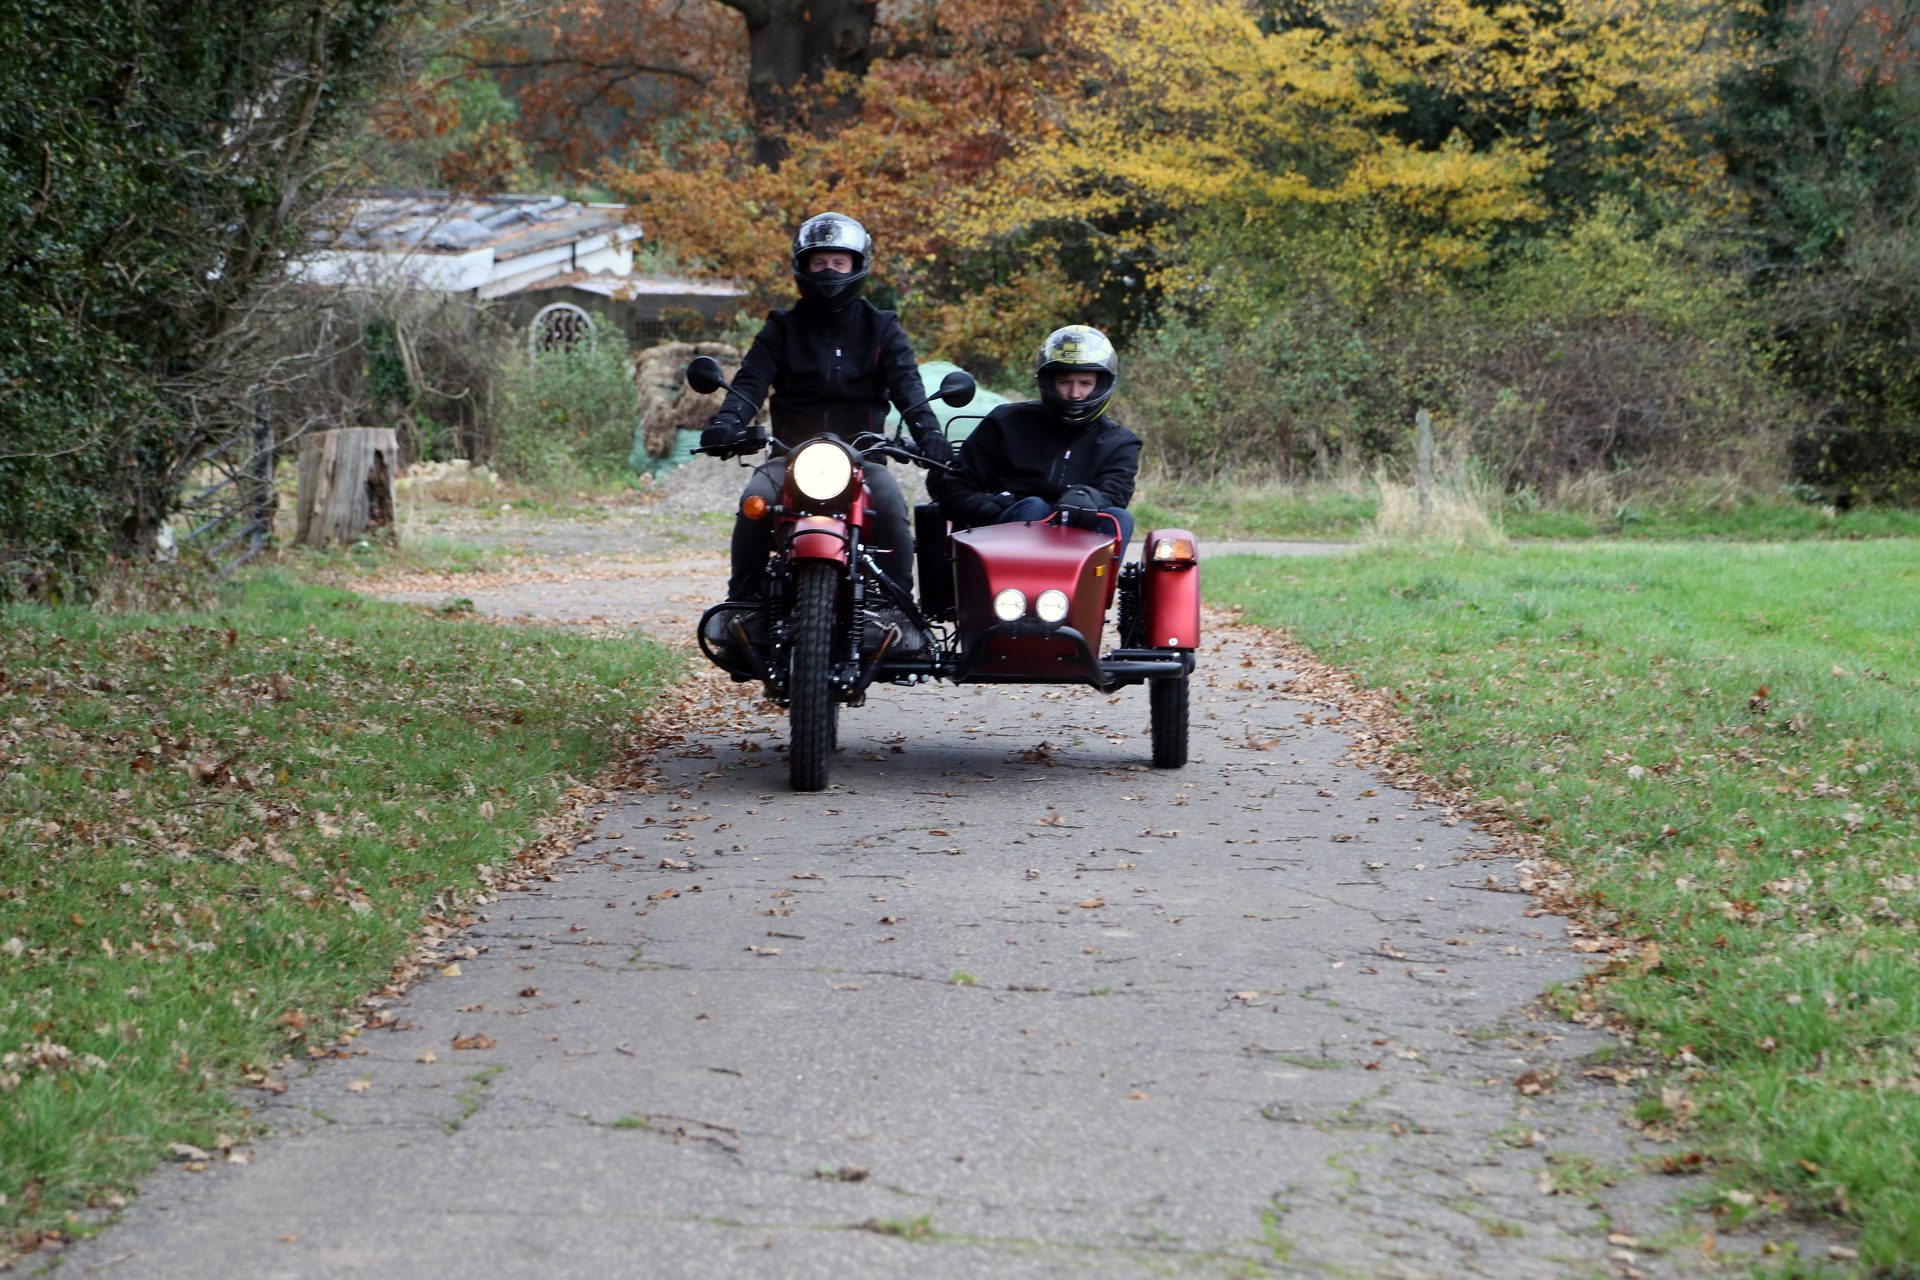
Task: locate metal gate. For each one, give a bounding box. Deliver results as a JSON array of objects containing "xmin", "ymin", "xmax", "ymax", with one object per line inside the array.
[{"xmin": 174, "ymin": 399, "xmax": 278, "ymax": 575}]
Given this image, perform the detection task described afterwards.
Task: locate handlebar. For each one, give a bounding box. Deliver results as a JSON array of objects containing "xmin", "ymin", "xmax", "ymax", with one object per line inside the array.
[{"xmin": 697, "ymin": 432, "xmax": 951, "ymax": 471}]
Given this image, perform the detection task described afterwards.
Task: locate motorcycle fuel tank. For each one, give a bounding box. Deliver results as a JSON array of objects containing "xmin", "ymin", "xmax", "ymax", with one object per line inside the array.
[{"xmin": 950, "ymin": 522, "xmax": 1117, "ymax": 680}]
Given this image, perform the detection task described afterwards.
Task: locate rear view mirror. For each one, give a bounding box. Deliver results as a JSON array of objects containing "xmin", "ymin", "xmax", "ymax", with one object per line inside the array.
[
  {"xmin": 936, "ymin": 370, "xmax": 976, "ymax": 408},
  {"xmin": 686, "ymin": 356, "xmax": 726, "ymax": 395}
]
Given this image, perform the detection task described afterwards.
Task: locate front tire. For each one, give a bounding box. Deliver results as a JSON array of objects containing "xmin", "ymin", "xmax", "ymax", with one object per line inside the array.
[
  {"xmin": 788, "ymin": 562, "xmax": 839, "ymax": 792},
  {"xmin": 1149, "ymin": 674, "xmax": 1189, "ymax": 769}
]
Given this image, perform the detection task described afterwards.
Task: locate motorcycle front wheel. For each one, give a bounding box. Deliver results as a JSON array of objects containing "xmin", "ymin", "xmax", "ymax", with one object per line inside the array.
[
  {"xmin": 788, "ymin": 560, "xmax": 839, "ymax": 791},
  {"xmin": 1149, "ymin": 674, "xmax": 1189, "ymax": 769}
]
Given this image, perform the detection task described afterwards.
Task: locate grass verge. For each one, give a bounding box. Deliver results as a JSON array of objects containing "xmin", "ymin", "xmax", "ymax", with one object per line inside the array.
[
  {"xmin": 1210, "ymin": 542, "xmax": 1919, "ymax": 1271},
  {"xmin": 1136, "ymin": 475, "xmax": 1920, "ymax": 543},
  {"xmin": 0, "ymin": 572, "xmax": 676, "ymax": 1251}
]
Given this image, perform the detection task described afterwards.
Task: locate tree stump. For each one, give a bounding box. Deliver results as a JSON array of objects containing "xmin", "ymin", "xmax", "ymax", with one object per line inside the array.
[{"xmin": 296, "ymin": 428, "xmax": 399, "ymax": 546}]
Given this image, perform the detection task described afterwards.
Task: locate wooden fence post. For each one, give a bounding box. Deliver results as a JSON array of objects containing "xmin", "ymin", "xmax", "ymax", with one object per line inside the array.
[
  {"xmin": 296, "ymin": 428, "xmax": 399, "ymax": 546},
  {"xmin": 1415, "ymin": 408, "xmax": 1435, "ymax": 529}
]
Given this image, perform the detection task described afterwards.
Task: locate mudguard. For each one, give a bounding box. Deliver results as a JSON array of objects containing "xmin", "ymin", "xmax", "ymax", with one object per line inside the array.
[
  {"xmin": 788, "ymin": 516, "xmax": 852, "ymax": 562},
  {"xmin": 1141, "ymin": 527, "xmax": 1201, "ymax": 650}
]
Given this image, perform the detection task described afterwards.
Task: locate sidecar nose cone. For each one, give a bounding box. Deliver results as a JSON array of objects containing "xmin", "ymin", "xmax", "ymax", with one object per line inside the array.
[{"xmin": 993, "ymin": 588, "xmax": 1028, "ymax": 621}]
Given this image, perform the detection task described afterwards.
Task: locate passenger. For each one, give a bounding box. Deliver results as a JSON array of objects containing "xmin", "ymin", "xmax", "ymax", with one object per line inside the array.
[{"xmin": 933, "ymin": 325, "xmax": 1139, "ymax": 546}]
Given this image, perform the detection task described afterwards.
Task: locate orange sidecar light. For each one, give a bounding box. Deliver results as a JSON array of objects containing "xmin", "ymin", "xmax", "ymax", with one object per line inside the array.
[
  {"xmin": 1150, "ymin": 536, "xmax": 1196, "ymax": 564},
  {"xmin": 741, "ymin": 495, "xmax": 770, "ymax": 520}
]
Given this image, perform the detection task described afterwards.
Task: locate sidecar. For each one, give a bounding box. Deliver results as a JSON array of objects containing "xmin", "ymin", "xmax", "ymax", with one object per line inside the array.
[{"xmin": 887, "ymin": 505, "xmax": 1200, "ymax": 767}]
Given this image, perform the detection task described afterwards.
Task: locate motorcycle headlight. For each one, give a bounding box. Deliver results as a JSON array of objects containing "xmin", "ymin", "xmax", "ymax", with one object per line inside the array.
[
  {"xmin": 1035, "ymin": 589, "xmax": 1069, "ymax": 623},
  {"xmin": 789, "ymin": 440, "xmax": 857, "ymax": 503},
  {"xmin": 993, "ymin": 588, "xmax": 1027, "ymax": 621}
]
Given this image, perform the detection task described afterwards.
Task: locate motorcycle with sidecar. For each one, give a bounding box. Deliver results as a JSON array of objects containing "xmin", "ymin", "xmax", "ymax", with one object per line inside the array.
[{"xmin": 686, "ymin": 355, "xmax": 1199, "ymax": 793}]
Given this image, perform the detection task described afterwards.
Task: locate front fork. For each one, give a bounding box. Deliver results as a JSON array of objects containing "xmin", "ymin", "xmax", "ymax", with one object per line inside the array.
[{"xmin": 758, "ymin": 523, "xmax": 868, "ymax": 704}]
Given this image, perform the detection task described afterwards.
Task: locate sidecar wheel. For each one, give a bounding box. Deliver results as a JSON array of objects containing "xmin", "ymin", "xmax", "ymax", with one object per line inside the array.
[
  {"xmin": 1149, "ymin": 674, "xmax": 1189, "ymax": 769},
  {"xmin": 789, "ymin": 561, "xmax": 838, "ymax": 792}
]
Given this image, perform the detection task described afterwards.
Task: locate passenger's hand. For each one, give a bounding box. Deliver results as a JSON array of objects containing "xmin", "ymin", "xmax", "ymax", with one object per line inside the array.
[
  {"xmin": 916, "ymin": 429, "xmax": 954, "ymax": 467},
  {"xmin": 1058, "ymin": 484, "xmax": 1103, "ymax": 510},
  {"xmin": 1055, "ymin": 503, "xmax": 1104, "ymax": 531}
]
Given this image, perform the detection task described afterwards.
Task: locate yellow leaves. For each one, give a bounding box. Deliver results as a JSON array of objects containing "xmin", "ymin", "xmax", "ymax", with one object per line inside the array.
[{"xmin": 972, "ymin": 0, "xmax": 1742, "ymax": 291}]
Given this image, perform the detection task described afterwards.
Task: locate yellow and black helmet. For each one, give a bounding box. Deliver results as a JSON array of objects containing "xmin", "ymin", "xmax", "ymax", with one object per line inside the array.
[{"xmin": 1035, "ymin": 325, "xmax": 1118, "ymax": 426}]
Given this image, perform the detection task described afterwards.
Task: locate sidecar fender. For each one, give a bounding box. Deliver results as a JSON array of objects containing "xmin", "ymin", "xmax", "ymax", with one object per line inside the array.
[
  {"xmin": 788, "ymin": 516, "xmax": 852, "ymax": 563},
  {"xmin": 1141, "ymin": 528, "xmax": 1201, "ymax": 650}
]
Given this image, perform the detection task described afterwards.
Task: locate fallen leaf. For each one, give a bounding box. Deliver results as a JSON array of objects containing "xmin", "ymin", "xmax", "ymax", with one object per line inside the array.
[
  {"xmin": 1514, "ymin": 1070, "xmax": 1553, "ymax": 1096},
  {"xmin": 345, "ymin": 1079, "xmax": 370, "ymax": 1093},
  {"xmin": 451, "ymin": 1033, "xmax": 496, "ymax": 1051},
  {"xmin": 1077, "ymin": 898, "xmax": 1105, "ymax": 909}
]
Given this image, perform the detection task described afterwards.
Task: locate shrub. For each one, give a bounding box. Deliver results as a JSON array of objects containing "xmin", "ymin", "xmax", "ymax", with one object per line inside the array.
[
  {"xmin": 1122, "ymin": 287, "xmax": 1386, "ymax": 478},
  {"xmin": 1123, "ymin": 203, "xmax": 1802, "ymax": 496},
  {"xmin": 492, "ymin": 338, "xmax": 640, "ymax": 483}
]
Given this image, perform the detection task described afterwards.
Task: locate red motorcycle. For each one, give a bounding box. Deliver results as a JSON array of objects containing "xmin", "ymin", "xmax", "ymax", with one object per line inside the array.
[{"xmin": 688, "ymin": 356, "xmax": 1199, "ymax": 792}]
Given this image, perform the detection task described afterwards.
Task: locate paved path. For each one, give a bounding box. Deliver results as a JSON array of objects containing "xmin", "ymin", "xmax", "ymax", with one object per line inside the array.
[{"xmin": 58, "ymin": 550, "xmax": 1709, "ymax": 1279}]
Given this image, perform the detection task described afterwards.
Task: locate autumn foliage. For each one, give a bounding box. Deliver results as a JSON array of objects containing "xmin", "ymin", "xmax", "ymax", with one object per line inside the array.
[{"xmin": 382, "ymin": 0, "xmax": 1920, "ymax": 482}]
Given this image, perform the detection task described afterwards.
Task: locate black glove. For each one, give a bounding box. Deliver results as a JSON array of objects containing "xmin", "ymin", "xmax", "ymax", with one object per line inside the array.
[
  {"xmin": 915, "ymin": 428, "xmax": 954, "ymax": 467},
  {"xmin": 1058, "ymin": 484, "xmax": 1104, "ymax": 510},
  {"xmin": 1056, "ymin": 503, "xmax": 1104, "ymax": 531},
  {"xmin": 700, "ymin": 416, "xmax": 745, "ymax": 452}
]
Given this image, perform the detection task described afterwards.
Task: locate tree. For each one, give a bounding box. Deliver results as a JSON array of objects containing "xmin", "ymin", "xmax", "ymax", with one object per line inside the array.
[
  {"xmin": 0, "ymin": 0, "xmax": 423, "ymax": 594},
  {"xmin": 972, "ymin": 0, "xmax": 1748, "ymax": 305},
  {"xmin": 1715, "ymin": 0, "xmax": 1920, "ymax": 423}
]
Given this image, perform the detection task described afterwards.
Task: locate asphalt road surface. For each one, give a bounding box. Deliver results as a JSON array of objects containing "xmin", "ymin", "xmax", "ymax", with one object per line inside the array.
[{"xmin": 57, "ymin": 551, "xmax": 1710, "ymax": 1279}]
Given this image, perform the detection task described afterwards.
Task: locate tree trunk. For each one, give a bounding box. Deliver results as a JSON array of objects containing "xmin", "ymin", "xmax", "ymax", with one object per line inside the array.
[
  {"xmin": 721, "ymin": 0, "xmax": 878, "ymax": 167},
  {"xmin": 296, "ymin": 428, "xmax": 399, "ymax": 546}
]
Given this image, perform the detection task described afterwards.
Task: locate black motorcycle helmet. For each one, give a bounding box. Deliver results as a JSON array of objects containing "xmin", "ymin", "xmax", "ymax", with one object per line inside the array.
[
  {"xmin": 1035, "ymin": 325, "xmax": 1118, "ymax": 427},
  {"xmin": 791, "ymin": 211, "xmax": 872, "ymax": 308}
]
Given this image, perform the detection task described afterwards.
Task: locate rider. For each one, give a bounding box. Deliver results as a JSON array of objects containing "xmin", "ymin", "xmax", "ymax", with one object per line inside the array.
[
  {"xmin": 699, "ymin": 212, "xmax": 953, "ymax": 613},
  {"xmin": 932, "ymin": 324, "xmax": 1140, "ymax": 544}
]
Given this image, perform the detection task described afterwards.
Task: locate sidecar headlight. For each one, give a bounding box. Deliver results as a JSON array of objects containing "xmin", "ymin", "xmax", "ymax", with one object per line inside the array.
[
  {"xmin": 789, "ymin": 440, "xmax": 857, "ymax": 503},
  {"xmin": 993, "ymin": 588, "xmax": 1027, "ymax": 621},
  {"xmin": 1035, "ymin": 589, "xmax": 1069, "ymax": 623}
]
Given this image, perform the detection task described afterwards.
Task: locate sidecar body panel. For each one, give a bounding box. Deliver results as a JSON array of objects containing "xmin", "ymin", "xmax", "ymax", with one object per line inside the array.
[{"xmin": 950, "ymin": 522, "xmax": 1116, "ymax": 680}]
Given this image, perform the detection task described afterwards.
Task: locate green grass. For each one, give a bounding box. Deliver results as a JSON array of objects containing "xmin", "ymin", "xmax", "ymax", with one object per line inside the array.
[
  {"xmin": 1502, "ymin": 497, "xmax": 1920, "ymax": 541},
  {"xmin": 0, "ymin": 573, "xmax": 676, "ymax": 1250},
  {"xmin": 1134, "ymin": 479, "xmax": 1377, "ymax": 540},
  {"xmin": 285, "ymin": 534, "xmax": 520, "ymax": 582},
  {"xmin": 1211, "ymin": 541, "xmax": 1920, "ymax": 1272},
  {"xmin": 1134, "ymin": 476, "xmax": 1920, "ymax": 543}
]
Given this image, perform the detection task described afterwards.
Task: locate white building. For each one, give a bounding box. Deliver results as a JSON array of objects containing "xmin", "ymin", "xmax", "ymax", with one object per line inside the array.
[{"xmin": 292, "ymin": 191, "xmax": 744, "ymax": 340}]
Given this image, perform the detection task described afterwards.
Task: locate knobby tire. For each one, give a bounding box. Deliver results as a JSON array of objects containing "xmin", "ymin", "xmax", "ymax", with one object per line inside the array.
[
  {"xmin": 789, "ymin": 561, "xmax": 839, "ymax": 791},
  {"xmin": 1150, "ymin": 674, "xmax": 1189, "ymax": 769}
]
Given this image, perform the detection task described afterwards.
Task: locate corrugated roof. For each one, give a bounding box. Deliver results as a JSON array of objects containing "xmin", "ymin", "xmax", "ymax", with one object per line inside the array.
[{"xmin": 316, "ymin": 191, "xmax": 639, "ymax": 257}]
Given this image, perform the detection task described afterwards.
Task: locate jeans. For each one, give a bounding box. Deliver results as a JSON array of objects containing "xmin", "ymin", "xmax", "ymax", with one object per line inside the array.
[
  {"xmin": 727, "ymin": 457, "xmax": 914, "ymax": 600},
  {"xmin": 998, "ymin": 495, "xmax": 1134, "ymax": 547}
]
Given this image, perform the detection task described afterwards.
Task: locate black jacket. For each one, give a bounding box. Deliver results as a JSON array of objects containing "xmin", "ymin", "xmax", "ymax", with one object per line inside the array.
[
  {"xmin": 712, "ymin": 297, "xmax": 940, "ymax": 447},
  {"xmin": 933, "ymin": 401, "xmax": 1142, "ymax": 528}
]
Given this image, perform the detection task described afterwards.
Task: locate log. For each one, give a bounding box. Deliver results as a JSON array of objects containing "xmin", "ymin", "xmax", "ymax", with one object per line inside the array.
[{"xmin": 296, "ymin": 428, "xmax": 400, "ymax": 546}]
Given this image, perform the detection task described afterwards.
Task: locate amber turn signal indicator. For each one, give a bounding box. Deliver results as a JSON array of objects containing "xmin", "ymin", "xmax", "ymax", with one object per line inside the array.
[
  {"xmin": 1150, "ymin": 536, "xmax": 1196, "ymax": 563},
  {"xmin": 741, "ymin": 495, "xmax": 770, "ymax": 520}
]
